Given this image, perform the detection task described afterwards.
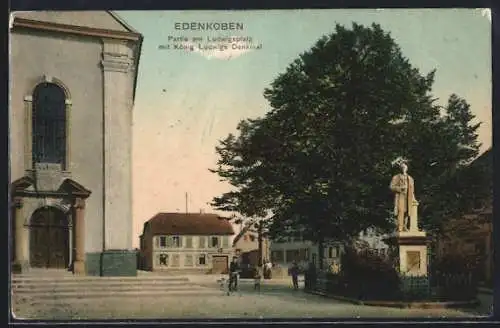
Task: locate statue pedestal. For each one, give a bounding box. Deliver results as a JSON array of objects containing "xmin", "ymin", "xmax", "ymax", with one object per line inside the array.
[{"xmin": 384, "ymin": 230, "xmax": 429, "ymax": 277}]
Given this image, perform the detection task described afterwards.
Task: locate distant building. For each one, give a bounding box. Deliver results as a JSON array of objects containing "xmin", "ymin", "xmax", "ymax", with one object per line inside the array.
[
  {"xmin": 270, "ymin": 235, "xmax": 346, "ymax": 273},
  {"xmin": 139, "ymin": 213, "xmax": 234, "ymax": 273},
  {"xmin": 232, "ymin": 223, "xmax": 270, "ymax": 267},
  {"xmin": 269, "ymin": 226, "xmax": 393, "ymax": 274},
  {"xmin": 270, "ymin": 234, "xmax": 312, "ymax": 268},
  {"xmin": 356, "ymin": 227, "xmax": 391, "ymax": 257}
]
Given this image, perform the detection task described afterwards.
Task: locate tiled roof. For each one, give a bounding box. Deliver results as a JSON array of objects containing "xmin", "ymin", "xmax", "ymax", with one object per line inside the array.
[{"xmin": 145, "ymin": 213, "xmax": 234, "ymax": 235}]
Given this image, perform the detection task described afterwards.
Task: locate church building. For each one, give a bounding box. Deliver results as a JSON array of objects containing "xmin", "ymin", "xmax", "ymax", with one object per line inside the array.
[{"xmin": 9, "ymin": 11, "xmax": 143, "ymax": 276}]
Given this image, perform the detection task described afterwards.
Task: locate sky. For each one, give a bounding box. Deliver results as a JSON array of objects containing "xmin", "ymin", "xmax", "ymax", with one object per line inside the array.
[{"xmin": 117, "ymin": 9, "xmax": 492, "ymax": 248}]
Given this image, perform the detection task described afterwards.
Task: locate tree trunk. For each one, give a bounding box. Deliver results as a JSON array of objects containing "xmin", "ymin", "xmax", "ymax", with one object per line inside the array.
[
  {"xmin": 317, "ymin": 234, "xmax": 324, "ymax": 271},
  {"xmin": 257, "ymin": 221, "xmax": 263, "ymax": 267}
]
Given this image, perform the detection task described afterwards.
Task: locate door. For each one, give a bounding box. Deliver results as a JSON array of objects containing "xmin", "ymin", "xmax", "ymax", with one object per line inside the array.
[
  {"xmin": 212, "ymin": 255, "xmax": 228, "ymax": 274},
  {"xmin": 30, "ymin": 206, "xmax": 69, "ymax": 268}
]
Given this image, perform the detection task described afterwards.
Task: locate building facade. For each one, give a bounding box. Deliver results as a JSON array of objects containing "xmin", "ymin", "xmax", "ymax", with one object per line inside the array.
[
  {"xmin": 9, "ymin": 11, "xmax": 142, "ymax": 276},
  {"xmin": 232, "ymin": 226, "xmax": 270, "ymax": 267},
  {"xmin": 356, "ymin": 227, "xmax": 391, "ymax": 257},
  {"xmin": 270, "ymin": 229, "xmax": 391, "ymax": 273},
  {"xmin": 139, "ymin": 213, "xmax": 235, "ymax": 273}
]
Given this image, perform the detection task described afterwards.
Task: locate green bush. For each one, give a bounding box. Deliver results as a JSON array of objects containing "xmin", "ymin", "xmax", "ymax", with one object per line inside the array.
[
  {"xmin": 430, "ymin": 253, "xmax": 479, "ymax": 301},
  {"xmin": 336, "ymin": 247, "xmax": 400, "ymax": 300}
]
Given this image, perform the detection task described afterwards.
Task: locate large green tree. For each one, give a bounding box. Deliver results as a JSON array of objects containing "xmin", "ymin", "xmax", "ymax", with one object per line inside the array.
[{"xmin": 210, "ymin": 23, "xmax": 481, "ymax": 268}]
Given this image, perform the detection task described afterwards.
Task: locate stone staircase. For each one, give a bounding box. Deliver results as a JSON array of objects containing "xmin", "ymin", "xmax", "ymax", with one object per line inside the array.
[{"xmin": 11, "ymin": 269, "xmax": 222, "ymax": 306}]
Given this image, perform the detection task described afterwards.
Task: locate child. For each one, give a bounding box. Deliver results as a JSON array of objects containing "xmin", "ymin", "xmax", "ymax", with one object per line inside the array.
[{"xmin": 253, "ymin": 266, "xmax": 262, "ymax": 291}]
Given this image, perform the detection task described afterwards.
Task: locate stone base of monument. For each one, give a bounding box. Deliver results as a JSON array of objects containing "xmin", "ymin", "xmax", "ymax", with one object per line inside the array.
[
  {"xmin": 383, "ymin": 229, "xmax": 431, "ymax": 299},
  {"xmin": 383, "ymin": 230, "xmax": 429, "ymax": 277}
]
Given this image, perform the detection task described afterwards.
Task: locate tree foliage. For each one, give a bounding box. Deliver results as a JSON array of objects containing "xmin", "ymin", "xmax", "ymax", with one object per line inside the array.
[{"xmin": 210, "ymin": 23, "xmax": 482, "ymax": 248}]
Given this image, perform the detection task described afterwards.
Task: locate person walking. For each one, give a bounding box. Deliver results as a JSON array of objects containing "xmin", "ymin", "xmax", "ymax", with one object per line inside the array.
[
  {"xmin": 253, "ymin": 266, "xmax": 262, "ymax": 291},
  {"xmin": 290, "ymin": 261, "xmax": 299, "ymax": 291},
  {"xmin": 228, "ymin": 256, "xmax": 240, "ymax": 294},
  {"xmin": 264, "ymin": 260, "xmax": 273, "ymax": 279}
]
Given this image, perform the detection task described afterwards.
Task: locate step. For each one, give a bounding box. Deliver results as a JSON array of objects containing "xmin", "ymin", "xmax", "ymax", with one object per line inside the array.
[
  {"xmin": 11, "ymin": 279, "xmax": 194, "ymax": 288},
  {"xmin": 12, "ymin": 284, "xmax": 206, "ymax": 293},
  {"xmin": 13, "ymin": 289, "xmax": 223, "ymax": 302},
  {"xmin": 11, "ymin": 276, "xmax": 190, "ymax": 282}
]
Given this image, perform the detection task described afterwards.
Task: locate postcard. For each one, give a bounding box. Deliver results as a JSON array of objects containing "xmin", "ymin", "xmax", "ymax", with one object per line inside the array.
[{"xmin": 9, "ymin": 9, "xmax": 492, "ymax": 320}]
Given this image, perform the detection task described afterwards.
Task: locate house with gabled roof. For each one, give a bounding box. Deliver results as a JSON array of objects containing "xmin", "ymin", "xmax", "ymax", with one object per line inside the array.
[
  {"xmin": 139, "ymin": 213, "xmax": 235, "ymax": 273},
  {"xmin": 232, "ymin": 222, "xmax": 270, "ymax": 268}
]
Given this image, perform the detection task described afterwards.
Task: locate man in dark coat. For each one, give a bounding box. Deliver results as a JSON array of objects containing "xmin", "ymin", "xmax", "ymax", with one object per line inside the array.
[{"xmin": 228, "ymin": 256, "xmax": 240, "ymax": 292}]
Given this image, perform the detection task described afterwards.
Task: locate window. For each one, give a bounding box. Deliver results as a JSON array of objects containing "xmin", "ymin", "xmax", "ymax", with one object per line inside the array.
[
  {"xmin": 184, "ymin": 254, "xmax": 193, "ymax": 267},
  {"xmin": 328, "ymin": 247, "xmax": 333, "ymax": 258},
  {"xmin": 158, "ymin": 253, "xmax": 169, "ymax": 266},
  {"xmin": 299, "ymin": 248, "xmax": 308, "ymax": 261},
  {"xmin": 172, "ymin": 236, "xmax": 182, "ymax": 248},
  {"xmin": 286, "ymin": 250, "xmax": 296, "ymax": 263},
  {"xmin": 198, "ymin": 236, "xmax": 207, "ymax": 249},
  {"xmin": 171, "ymin": 254, "xmax": 180, "ymax": 267},
  {"xmin": 159, "ymin": 236, "xmax": 167, "ymax": 248},
  {"xmin": 271, "ymin": 250, "xmax": 284, "ymax": 263},
  {"xmin": 249, "ymin": 235, "xmax": 256, "ymax": 242},
  {"xmin": 380, "ymin": 248, "xmax": 386, "ymax": 256},
  {"xmin": 222, "ymin": 236, "xmax": 229, "ymax": 248},
  {"xmin": 210, "ymin": 236, "xmax": 219, "ymax": 248},
  {"xmin": 185, "ymin": 236, "xmax": 193, "ymax": 248},
  {"xmin": 32, "ymin": 83, "xmax": 67, "ymax": 168},
  {"xmin": 243, "ymin": 235, "xmax": 248, "ymax": 241},
  {"xmin": 198, "ymin": 254, "xmax": 206, "ymax": 266},
  {"xmin": 333, "ymin": 246, "xmax": 339, "ymax": 258}
]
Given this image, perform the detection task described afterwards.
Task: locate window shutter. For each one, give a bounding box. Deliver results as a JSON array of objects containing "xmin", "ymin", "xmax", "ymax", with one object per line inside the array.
[
  {"xmin": 185, "ymin": 236, "xmax": 192, "ymax": 248},
  {"xmin": 199, "ymin": 236, "xmax": 206, "ymax": 248}
]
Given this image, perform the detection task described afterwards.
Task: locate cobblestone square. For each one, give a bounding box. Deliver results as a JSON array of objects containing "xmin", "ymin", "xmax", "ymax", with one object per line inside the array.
[{"xmin": 13, "ymin": 279, "xmax": 486, "ymax": 320}]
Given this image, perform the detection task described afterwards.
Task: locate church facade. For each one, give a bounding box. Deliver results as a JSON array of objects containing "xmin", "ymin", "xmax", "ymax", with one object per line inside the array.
[{"xmin": 9, "ymin": 11, "xmax": 143, "ymax": 276}]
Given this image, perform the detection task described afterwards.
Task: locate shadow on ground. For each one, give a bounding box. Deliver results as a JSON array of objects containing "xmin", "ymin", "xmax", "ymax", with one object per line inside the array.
[{"xmin": 225, "ymin": 280, "xmax": 492, "ymax": 317}]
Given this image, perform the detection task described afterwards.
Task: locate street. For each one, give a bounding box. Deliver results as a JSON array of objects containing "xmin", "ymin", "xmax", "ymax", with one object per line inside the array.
[{"xmin": 12, "ymin": 278, "xmax": 485, "ymax": 320}]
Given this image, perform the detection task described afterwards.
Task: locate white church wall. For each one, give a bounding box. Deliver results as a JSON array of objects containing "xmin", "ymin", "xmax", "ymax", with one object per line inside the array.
[
  {"xmin": 10, "ymin": 30, "xmax": 105, "ymax": 253},
  {"xmin": 101, "ymin": 39, "xmax": 136, "ymax": 251}
]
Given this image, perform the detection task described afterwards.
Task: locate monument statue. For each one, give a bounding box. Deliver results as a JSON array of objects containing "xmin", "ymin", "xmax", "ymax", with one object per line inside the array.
[
  {"xmin": 389, "ymin": 158, "xmax": 416, "ymax": 232},
  {"xmin": 384, "ymin": 158, "xmax": 428, "ymax": 278}
]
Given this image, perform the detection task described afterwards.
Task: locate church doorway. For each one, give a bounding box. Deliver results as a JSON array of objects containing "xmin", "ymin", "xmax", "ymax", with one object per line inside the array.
[{"xmin": 29, "ymin": 206, "xmax": 70, "ymax": 269}]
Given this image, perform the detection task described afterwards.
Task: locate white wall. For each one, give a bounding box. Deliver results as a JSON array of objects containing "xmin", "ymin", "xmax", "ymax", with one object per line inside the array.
[
  {"xmin": 10, "ymin": 30, "xmax": 105, "ymax": 253},
  {"xmin": 358, "ymin": 228, "xmax": 390, "ymax": 252},
  {"xmin": 151, "ymin": 235, "xmax": 232, "ymax": 270}
]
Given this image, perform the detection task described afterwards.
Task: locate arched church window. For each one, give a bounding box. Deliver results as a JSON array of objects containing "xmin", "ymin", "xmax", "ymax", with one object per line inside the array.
[{"xmin": 32, "ymin": 83, "xmax": 66, "ymax": 168}]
